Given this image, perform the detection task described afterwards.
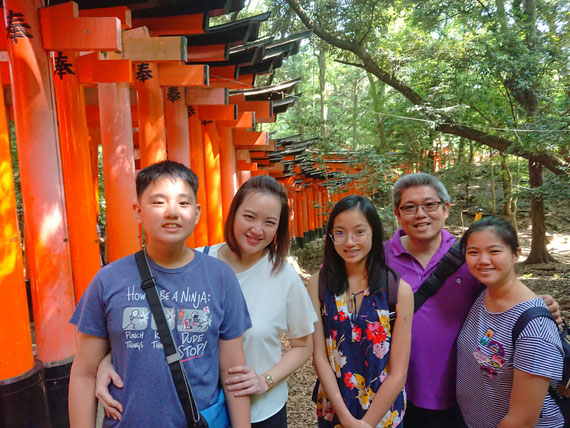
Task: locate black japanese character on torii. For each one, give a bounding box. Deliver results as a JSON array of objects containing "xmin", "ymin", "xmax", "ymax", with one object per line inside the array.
[
  {"xmin": 136, "ymin": 63, "xmax": 153, "ymax": 83},
  {"xmin": 167, "ymin": 87, "xmax": 182, "ymax": 103},
  {"xmin": 53, "ymin": 52, "xmax": 75, "ymax": 80},
  {"xmin": 6, "ymin": 10, "xmax": 33, "ymax": 44}
]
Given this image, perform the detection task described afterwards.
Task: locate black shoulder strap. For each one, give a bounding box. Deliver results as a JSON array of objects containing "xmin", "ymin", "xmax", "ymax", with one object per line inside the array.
[
  {"xmin": 512, "ymin": 306, "xmax": 554, "ymax": 345},
  {"xmin": 413, "ymin": 239, "xmax": 464, "ymax": 313},
  {"xmin": 203, "ymin": 246, "xmax": 210, "ymax": 255},
  {"xmin": 511, "ymin": 306, "xmax": 564, "ymax": 408},
  {"xmin": 134, "ymin": 250, "xmax": 206, "ymax": 428},
  {"xmin": 387, "ymin": 270, "xmax": 399, "ymax": 324}
]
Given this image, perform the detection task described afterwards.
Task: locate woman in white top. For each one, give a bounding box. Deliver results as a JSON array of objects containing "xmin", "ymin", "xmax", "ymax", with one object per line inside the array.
[{"xmin": 96, "ymin": 175, "xmax": 318, "ymax": 427}]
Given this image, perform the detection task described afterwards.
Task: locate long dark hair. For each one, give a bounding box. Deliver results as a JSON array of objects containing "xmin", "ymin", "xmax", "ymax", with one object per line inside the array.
[
  {"xmin": 322, "ymin": 195, "xmax": 393, "ymax": 295},
  {"xmin": 224, "ymin": 175, "xmax": 290, "ymax": 273}
]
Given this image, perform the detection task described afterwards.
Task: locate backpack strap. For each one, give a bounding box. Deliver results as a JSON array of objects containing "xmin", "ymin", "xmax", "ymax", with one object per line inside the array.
[
  {"xmin": 512, "ymin": 306, "xmax": 554, "ymax": 345},
  {"xmin": 387, "ymin": 270, "xmax": 399, "ymax": 324},
  {"xmin": 202, "ymin": 246, "xmax": 210, "ymax": 255},
  {"xmin": 413, "ymin": 239, "xmax": 464, "ymax": 313}
]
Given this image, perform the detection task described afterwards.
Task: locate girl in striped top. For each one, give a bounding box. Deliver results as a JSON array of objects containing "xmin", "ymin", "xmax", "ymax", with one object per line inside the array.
[{"xmin": 456, "ymin": 216, "xmax": 564, "ymax": 428}]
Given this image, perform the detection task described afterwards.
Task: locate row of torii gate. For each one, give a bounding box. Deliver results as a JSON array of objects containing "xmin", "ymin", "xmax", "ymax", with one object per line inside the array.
[{"xmin": 0, "ymin": 1, "xmax": 369, "ymax": 425}]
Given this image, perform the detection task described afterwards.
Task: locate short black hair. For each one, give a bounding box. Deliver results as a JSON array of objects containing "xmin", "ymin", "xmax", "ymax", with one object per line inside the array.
[
  {"xmin": 460, "ymin": 216, "xmax": 519, "ymax": 255},
  {"xmin": 322, "ymin": 195, "xmax": 394, "ymax": 295},
  {"xmin": 224, "ymin": 175, "xmax": 290, "ymax": 273},
  {"xmin": 135, "ymin": 160, "xmax": 198, "ymax": 200}
]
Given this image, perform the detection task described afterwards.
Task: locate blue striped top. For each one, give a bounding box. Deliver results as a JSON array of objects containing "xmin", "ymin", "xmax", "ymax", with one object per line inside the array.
[{"xmin": 457, "ymin": 292, "xmax": 564, "ymax": 428}]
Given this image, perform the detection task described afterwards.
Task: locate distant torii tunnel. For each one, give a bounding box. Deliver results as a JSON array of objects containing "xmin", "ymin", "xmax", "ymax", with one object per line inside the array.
[{"xmin": 0, "ymin": 1, "xmax": 370, "ymax": 426}]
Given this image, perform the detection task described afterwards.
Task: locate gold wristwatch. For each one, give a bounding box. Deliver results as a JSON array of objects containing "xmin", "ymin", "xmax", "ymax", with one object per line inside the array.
[{"xmin": 264, "ymin": 373, "xmax": 275, "ymax": 391}]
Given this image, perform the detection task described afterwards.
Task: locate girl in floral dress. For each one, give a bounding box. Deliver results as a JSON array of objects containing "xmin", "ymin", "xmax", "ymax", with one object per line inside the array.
[{"xmin": 308, "ymin": 195, "xmax": 414, "ymax": 428}]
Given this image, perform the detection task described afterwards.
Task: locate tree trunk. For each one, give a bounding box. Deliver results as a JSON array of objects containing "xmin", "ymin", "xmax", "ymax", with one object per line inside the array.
[
  {"xmin": 367, "ymin": 72, "xmax": 387, "ymax": 152},
  {"xmin": 352, "ymin": 77, "xmax": 358, "ymax": 148},
  {"xmin": 524, "ymin": 161, "xmax": 556, "ymax": 264},
  {"xmin": 489, "ymin": 150, "xmax": 496, "ymax": 214},
  {"xmin": 316, "ymin": 48, "xmax": 328, "ymax": 138},
  {"xmin": 500, "ymin": 154, "xmax": 518, "ymax": 232},
  {"xmin": 465, "ymin": 142, "xmax": 474, "ymax": 201}
]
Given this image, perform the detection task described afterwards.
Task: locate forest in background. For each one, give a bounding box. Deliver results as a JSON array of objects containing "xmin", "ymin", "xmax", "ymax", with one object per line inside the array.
[{"xmin": 221, "ymin": 0, "xmax": 569, "ymax": 264}]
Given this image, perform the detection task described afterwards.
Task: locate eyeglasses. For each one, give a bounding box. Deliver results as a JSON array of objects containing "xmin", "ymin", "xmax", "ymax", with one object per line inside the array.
[
  {"xmin": 329, "ymin": 230, "xmax": 369, "ymax": 245},
  {"xmin": 399, "ymin": 201, "xmax": 444, "ymax": 215}
]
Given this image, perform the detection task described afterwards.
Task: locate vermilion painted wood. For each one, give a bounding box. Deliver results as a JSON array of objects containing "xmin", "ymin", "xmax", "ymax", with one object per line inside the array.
[
  {"xmin": 187, "ymin": 44, "xmax": 227, "ymax": 62},
  {"xmin": 132, "ymin": 14, "xmax": 206, "ymax": 36},
  {"xmin": 198, "ymin": 104, "xmax": 237, "ymax": 121},
  {"xmin": 236, "ymin": 160, "xmax": 257, "ymax": 171},
  {"xmin": 237, "ymin": 170, "xmax": 252, "ymax": 187},
  {"xmin": 164, "ymin": 86, "xmax": 190, "ymax": 167},
  {"xmin": 208, "ymin": 73, "xmax": 254, "ymax": 90},
  {"xmin": 40, "ymin": 16, "xmax": 122, "ymax": 51},
  {"xmin": 235, "ymin": 100, "xmax": 271, "ymax": 118},
  {"xmin": 185, "ymin": 87, "xmax": 228, "ymax": 105},
  {"xmin": 217, "ymin": 125, "xmax": 236, "ymax": 224},
  {"xmin": 232, "ymin": 129, "xmax": 267, "ymax": 148},
  {"xmin": 98, "ymin": 82, "xmax": 141, "ymax": 262},
  {"xmin": 0, "ymin": 73, "xmax": 33, "ymax": 380},
  {"xmin": 201, "ymin": 122, "xmax": 224, "ymax": 245},
  {"xmin": 216, "ymin": 111, "xmax": 255, "ymax": 128},
  {"xmin": 158, "ymin": 63, "xmax": 208, "ymax": 86},
  {"xmin": 79, "ymin": 6, "xmax": 132, "ymax": 29},
  {"xmin": 77, "ymin": 52, "xmax": 132, "ymax": 84},
  {"xmin": 135, "ymin": 61, "xmax": 167, "ymax": 168},
  {"xmin": 52, "ymin": 50, "xmax": 102, "ymax": 302},
  {"xmin": 307, "ymin": 182, "xmax": 316, "ymax": 233},
  {"xmin": 188, "ymin": 112, "xmax": 209, "ymax": 247},
  {"xmin": 4, "ymin": 0, "xmax": 76, "ymax": 363},
  {"xmin": 88, "ymin": 127, "xmax": 100, "ymax": 219}
]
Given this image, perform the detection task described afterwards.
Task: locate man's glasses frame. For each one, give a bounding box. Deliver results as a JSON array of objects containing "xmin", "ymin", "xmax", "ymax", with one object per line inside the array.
[{"xmin": 399, "ymin": 200, "xmax": 444, "ymax": 215}]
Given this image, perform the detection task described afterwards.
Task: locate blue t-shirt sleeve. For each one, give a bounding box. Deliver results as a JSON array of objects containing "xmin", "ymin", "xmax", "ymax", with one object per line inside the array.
[
  {"xmin": 69, "ymin": 274, "xmax": 108, "ymax": 338},
  {"xmin": 514, "ymin": 317, "xmax": 563, "ymax": 380},
  {"xmin": 218, "ymin": 264, "xmax": 251, "ymax": 340}
]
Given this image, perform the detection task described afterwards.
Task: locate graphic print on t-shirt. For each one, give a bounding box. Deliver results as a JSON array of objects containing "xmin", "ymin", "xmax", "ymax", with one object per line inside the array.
[
  {"xmin": 123, "ymin": 284, "xmax": 213, "ymax": 360},
  {"xmin": 473, "ymin": 327, "xmax": 506, "ymax": 378}
]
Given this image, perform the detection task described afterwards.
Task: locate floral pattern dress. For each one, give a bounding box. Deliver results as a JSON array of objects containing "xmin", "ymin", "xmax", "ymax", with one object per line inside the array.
[{"xmin": 316, "ymin": 288, "xmax": 406, "ymax": 428}]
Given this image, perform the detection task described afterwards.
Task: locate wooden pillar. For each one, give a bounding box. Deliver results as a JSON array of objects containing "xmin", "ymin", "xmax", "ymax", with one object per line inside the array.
[
  {"xmin": 88, "ymin": 128, "xmax": 101, "ymax": 219},
  {"xmin": 307, "ymin": 182, "xmax": 316, "ymax": 237},
  {"xmin": 188, "ymin": 111, "xmax": 208, "ymax": 246},
  {"xmin": 164, "ymin": 87, "xmax": 194, "ymax": 247},
  {"xmin": 164, "ymin": 86, "xmax": 190, "ymax": 167},
  {"xmin": 135, "ymin": 61, "xmax": 166, "ymax": 168},
  {"xmin": 293, "ymin": 190, "xmax": 303, "ymax": 246},
  {"xmin": 52, "ymin": 50, "xmax": 101, "ymax": 300},
  {"xmin": 98, "ymin": 83, "xmax": 141, "ymax": 261},
  {"xmin": 202, "ymin": 122, "xmax": 223, "ymax": 245},
  {"xmin": 0, "ymin": 75, "xmax": 33, "ymax": 380},
  {"xmin": 217, "ymin": 125, "xmax": 237, "ymax": 224},
  {"xmin": 237, "ymin": 170, "xmax": 251, "ymax": 187},
  {"xmin": 4, "ymin": 0, "xmax": 76, "ymax": 363}
]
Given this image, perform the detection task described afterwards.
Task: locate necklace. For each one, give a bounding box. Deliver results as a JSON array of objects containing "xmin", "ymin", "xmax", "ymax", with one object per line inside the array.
[{"xmin": 350, "ymin": 289, "xmax": 365, "ymax": 297}]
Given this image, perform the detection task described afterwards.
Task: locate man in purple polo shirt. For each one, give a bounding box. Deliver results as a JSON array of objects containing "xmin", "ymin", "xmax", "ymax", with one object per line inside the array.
[{"xmin": 384, "ymin": 172, "xmax": 561, "ymax": 428}]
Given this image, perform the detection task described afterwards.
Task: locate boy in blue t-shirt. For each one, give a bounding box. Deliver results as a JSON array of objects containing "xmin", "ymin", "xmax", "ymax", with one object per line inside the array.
[{"xmin": 69, "ymin": 161, "xmax": 252, "ymax": 427}]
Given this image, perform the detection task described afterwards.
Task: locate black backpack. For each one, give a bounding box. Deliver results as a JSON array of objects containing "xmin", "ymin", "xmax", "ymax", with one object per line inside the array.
[{"xmin": 512, "ymin": 307, "xmax": 570, "ymax": 427}]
